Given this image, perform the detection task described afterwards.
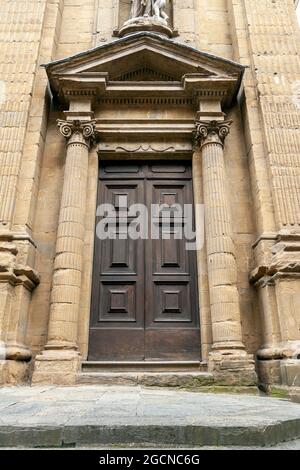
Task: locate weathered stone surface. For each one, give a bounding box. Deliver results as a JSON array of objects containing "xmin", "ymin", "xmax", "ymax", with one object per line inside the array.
[
  {"xmin": 281, "ymin": 360, "xmax": 300, "ymax": 387},
  {"xmin": 0, "ymin": 386, "xmax": 300, "ymax": 448},
  {"xmin": 0, "ymin": 0, "xmax": 299, "ymax": 389},
  {"xmin": 77, "ymin": 372, "xmax": 215, "ymax": 388},
  {"xmin": 208, "ymin": 354, "xmax": 257, "ymax": 386},
  {"xmin": 31, "ymin": 351, "xmax": 81, "ymax": 386},
  {"xmin": 257, "ymin": 359, "xmax": 282, "ymax": 386},
  {"xmin": 0, "ymin": 361, "xmax": 29, "ymax": 386}
]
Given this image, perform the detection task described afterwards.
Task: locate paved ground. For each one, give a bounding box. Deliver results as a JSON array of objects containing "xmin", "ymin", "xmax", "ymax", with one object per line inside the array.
[{"xmin": 0, "ymin": 386, "xmax": 300, "ymax": 448}]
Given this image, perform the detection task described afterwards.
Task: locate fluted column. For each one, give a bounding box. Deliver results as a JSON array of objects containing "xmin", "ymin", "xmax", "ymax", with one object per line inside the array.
[
  {"xmin": 194, "ymin": 119, "xmax": 256, "ymax": 384},
  {"xmin": 45, "ymin": 119, "xmax": 96, "ymax": 352},
  {"xmin": 195, "ymin": 120, "xmax": 245, "ymax": 354}
]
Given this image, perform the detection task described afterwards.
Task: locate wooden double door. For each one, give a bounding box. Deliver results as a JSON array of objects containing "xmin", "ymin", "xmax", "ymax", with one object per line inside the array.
[{"xmin": 89, "ymin": 161, "xmax": 200, "ymax": 361}]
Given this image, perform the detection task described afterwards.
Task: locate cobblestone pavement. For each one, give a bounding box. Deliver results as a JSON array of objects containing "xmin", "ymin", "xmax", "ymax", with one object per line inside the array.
[{"xmin": 0, "ymin": 386, "xmax": 300, "ymax": 448}]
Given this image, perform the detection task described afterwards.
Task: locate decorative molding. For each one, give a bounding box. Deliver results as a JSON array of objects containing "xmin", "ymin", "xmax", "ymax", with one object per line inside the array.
[
  {"xmin": 194, "ymin": 120, "xmax": 232, "ymax": 149},
  {"xmin": 118, "ymin": 144, "xmax": 175, "ymax": 153},
  {"xmin": 98, "ymin": 140, "xmax": 192, "ymax": 156},
  {"xmin": 98, "ymin": 97, "xmax": 193, "ymax": 106}
]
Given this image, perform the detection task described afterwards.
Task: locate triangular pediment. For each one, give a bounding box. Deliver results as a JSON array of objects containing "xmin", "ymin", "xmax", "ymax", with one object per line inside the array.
[{"xmin": 44, "ymin": 32, "xmax": 245, "ymax": 106}]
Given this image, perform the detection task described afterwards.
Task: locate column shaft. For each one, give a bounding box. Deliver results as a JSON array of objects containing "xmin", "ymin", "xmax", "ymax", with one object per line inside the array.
[
  {"xmin": 201, "ymin": 140, "xmax": 244, "ymax": 351},
  {"xmin": 45, "ymin": 120, "xmax": 96, "ymax": 352},
  {"xmin": 195, "ymin": 120, "xmax": 245, "ymax": 354}
]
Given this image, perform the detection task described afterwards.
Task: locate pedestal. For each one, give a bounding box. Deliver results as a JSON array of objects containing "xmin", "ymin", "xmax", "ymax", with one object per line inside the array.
[{"xmin": 119, "ymin": 16, "xmax": 174, "ymax": 38}]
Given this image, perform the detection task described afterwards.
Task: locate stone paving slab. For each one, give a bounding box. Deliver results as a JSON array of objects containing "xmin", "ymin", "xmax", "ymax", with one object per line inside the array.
[{"xmin": 0, "ymin": 386, "xmax": 300, "ymax": 448}]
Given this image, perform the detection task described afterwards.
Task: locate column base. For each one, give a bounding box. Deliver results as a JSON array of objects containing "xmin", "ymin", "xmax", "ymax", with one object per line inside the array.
[
  {"xmin": 0, "ymin": 360, "xmax": 30, "ymax": 385},
  {"xmin": 5, "ymin": 342, "xmax": 32, "ymax": 361},
  {"xmin": 208, "ymin": 351, "xmax": 257, "ymax": 386},
  {"xmin": 31, "ymin": 350, "xmax": 81, "ymax": 385},
  {"xmin": 257, "ymin": 341, "xmax": 300, "ymax": 361}
]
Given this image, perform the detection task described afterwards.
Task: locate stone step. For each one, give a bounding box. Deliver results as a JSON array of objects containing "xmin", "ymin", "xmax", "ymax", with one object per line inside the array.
[
  {"xmin": 81, "ymin": 360, "xmax": 206, "ymax": 373},
  {"xmin": 1, "ymin": 386, "xmax": 300, "ymax": 448},
  {"xmin": 76, "ymin": 371, "xmax": 214, "ymax": 387}
]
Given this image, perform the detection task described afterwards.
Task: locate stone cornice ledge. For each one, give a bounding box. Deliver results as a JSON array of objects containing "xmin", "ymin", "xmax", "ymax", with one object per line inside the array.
[
  {"xmin": 0, "ymin": 266, "xmax": 40, "ymax": 290},
  {"xmin": 250, "ymin": 229, "xmax": 300, "ymax": 285},
  {"xmin": 0, "ymin": 230, "xmax": 37, "ymax": 248},
  {"xmin": 0, "ymin": 265, "xmax": 40, "ymax": 291},
  {"xmin": 0, "ymin": 242, "xmax": 40, "ymax": 290},
  {"xmin": 250, "ymin": 259, "xmax": 300, "ymax": 286}
]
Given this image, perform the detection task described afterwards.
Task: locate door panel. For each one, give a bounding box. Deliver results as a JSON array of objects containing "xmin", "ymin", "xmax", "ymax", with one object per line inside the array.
[
  {"xmin": 145, "ymin": 178, "xmax": 199, "ymax": 360},
  {"xmin": 100, "ymin": 183, "xmax": 142, "ymax": 276},
  {"xmin": 89, "ymin": 177, "xmax": 144, "ymax": 360},
  {"xmin": 99, "ymin": 282, "xmax": 136, "ymax": 322},
  {"xmin": 89, "ymin": 161, "xmax": 200, "ymax": 361}
]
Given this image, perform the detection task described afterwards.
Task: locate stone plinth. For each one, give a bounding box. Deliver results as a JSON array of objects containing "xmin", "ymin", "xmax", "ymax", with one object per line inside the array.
[{"xmin": 119, "ymin": 17, "xmax": 174, "ymax": 38}]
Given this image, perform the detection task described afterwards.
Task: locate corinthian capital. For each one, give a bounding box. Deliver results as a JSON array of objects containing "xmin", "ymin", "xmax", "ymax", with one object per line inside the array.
[
  {"xmin": 195, "ymin": 120, "xmax": 233, "ymax": 149},
  {"xmin": 57, "ymin": 119, "xmax": 97, "ymax": 145}
]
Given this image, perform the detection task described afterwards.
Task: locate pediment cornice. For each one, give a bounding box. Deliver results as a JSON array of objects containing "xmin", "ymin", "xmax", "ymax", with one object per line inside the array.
[{"xmin": 44, "ymin": 33, "xmax": 245, "ymax": 108}]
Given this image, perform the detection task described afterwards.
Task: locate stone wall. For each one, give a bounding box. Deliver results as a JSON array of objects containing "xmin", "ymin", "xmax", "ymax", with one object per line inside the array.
[
  {"xmin": 0, "ymin": 0, "xmax": 47, "ymax": 230},
  {"xmin": 25, "ymin": 0, "xmax": 260, "ymax": 359},
  {"xmin": 228, "ymin": 0, "xmax": 300, "ymax": 387}
]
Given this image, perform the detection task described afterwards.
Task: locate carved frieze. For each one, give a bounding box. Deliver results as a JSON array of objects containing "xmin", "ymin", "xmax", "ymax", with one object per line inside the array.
[{"xmin": 97, "ymin": 141, "xmax": 192, "ymax": 157}]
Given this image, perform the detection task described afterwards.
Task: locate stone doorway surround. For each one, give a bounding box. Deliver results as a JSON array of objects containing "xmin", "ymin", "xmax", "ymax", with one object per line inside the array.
[{"xmin": 31, "ymin": 32, "xmax": 256, "ymax": 385}]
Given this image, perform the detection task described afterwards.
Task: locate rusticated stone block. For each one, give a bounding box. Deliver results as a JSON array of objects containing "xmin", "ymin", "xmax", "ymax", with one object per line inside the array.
[
  {"xmin": 0, "ymin": 360, "xmax": 29, "ymax": 386},
  {"xmin": 257, "ymin": 359, "xmax": 281, "ymax": 386},
  {"xmin": 208, "ymin": 353, "xmax": 257, "ymax": 386},
  {"xmin": 32, "ymin": 351, "xmax": 81, "ymax": 386}
]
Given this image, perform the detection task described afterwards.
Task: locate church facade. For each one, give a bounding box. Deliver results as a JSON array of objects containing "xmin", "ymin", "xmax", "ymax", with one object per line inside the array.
[{"xmin": 0, "ymin": 0, "xmax": 300, "ymax": 392}]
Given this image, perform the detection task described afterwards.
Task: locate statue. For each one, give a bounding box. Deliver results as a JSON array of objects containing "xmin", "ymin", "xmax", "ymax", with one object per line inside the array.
[
  {"xmin": 153, "ymin": 0, "xmax": 169, "ymax": 22},
  {"xmin": 130, "ymin": 0, "xmax": 152, "ymax": 19},
  {"xmin": 130, "ymin": 0, "xmax": 169, "ymax": 22},
  {"xmin": 120, "ymin": 0, "xmax": 172, "ymax": 37}
]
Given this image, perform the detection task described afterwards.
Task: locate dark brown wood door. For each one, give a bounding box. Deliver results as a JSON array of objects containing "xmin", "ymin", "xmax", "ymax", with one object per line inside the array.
[{"xmin": 89, "ymin": 161, "xmax": 200, "ymax": 361}]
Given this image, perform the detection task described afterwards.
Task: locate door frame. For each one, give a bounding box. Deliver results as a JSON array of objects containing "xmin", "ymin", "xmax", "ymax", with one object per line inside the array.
[
  {"xmin": 77, "ymin": 153, "xmax": 210, "ymax": 364},
  {"xmin": 87, "ymin": 159, "xmax": 201, "ymax": 362}
]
